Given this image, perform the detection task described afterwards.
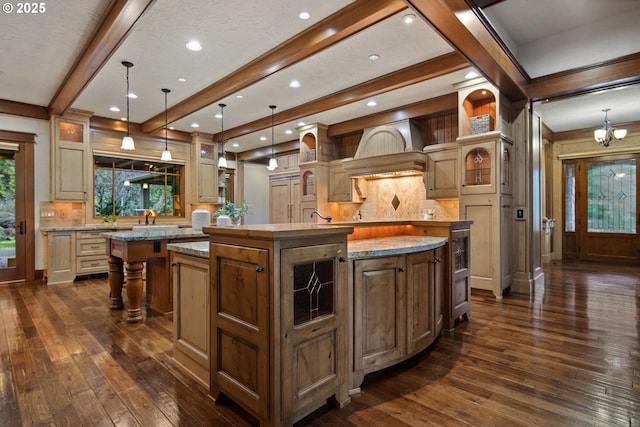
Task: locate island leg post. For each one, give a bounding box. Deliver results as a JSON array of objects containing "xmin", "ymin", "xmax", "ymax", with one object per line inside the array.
[
  {"xmin": 125, "ymin": 262, "xmax": 145, "ymax": 322},
  {"xmin": 108, "ymin": 256, "xmax": 124, "ymax": 309}
]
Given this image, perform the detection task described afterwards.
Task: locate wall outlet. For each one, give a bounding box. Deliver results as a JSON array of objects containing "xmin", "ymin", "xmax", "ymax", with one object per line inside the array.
[{"xmin": 516, "ymin": 209, "xmax": 524, "ymax": 219}]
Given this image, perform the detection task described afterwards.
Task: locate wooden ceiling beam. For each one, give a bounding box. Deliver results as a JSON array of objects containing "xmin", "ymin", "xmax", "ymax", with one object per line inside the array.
[
  {"xmin": 48, "ymin": 0, "xmax": 156, "ymax": 116},
  {"xmin": 216, "ymin": 52, "xmax": 467, "ymax": 142},
  {"xmin": 0, "ymin": 99, "xmax": 49, "ymax": 121},
  {"xmin": 527, "ymin": 53, "xmax": 640, "ymax": 102},
  {"xmin": 406, "ymin": 0, "xmax": 528, "ymax": 101},
  {"xmin": 141, "ymin": 0, "xmax": 408, "ymax": 133}
]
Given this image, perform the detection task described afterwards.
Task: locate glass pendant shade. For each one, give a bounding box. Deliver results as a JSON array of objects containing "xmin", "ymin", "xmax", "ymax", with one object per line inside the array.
[
  {"xmin": 218, "ymin": 156, "xmax": 227, "ymax": 168},
  {"xmin": 267, "ymin": 157, "xmax": 278, "ymax": 171},
  {"xmin": 121, "ymin": 61, "xmax": 135, "ymax": 150},
  {"xmin": 161, "ymin": 149, "xmax": 172, "ymax": 161},
  {"xmin": 121, "ymin": 135, "xmax": 135, "ymax": 150}
]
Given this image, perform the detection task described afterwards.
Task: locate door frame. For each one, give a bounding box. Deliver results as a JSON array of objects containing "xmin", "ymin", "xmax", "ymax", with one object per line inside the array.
[{"xmin": 0, "ymin": 130, "xmax": 35, "ymax": 283}]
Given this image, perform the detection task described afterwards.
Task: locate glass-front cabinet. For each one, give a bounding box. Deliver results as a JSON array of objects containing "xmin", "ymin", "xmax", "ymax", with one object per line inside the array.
[{"xmin": 459, "ymin": 132, "xmax": 512, "ymax": 196}]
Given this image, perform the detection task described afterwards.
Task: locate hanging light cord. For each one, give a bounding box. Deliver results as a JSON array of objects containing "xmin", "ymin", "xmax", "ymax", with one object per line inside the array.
[
  {"xmin": 219, "ymin": 103, "xmax": 226, "ymax": 153},
  {"xmin": 125, "ymin": 64, "xmax": 131, "ymax": 137},
  {"xmin": 270, "ymin": 105, "xmax": 276, "ymax": 158},
  {"xmin": 164, "ymin": 89, "xmax": 169, "ymax": 149}
]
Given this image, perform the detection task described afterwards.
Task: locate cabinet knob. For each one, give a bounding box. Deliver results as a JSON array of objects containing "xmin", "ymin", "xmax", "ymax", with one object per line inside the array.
[
  {"xmin": 256, "ymin": 266, "xmax": 264, "ymax": 272},
  {"xmin": 398, "ymin": 267, "xmax": 405, "ymax": 272},
  {"xmin": 339, "ymin": 257, "xmax": 347, "ymax": 263},
  {"xmin": 171, "ymin": 262, "xmax": 177, "ymax": 267},
  {"xmin": 433, "ymin": 258, "xmax": 442, "ymax": 264}
]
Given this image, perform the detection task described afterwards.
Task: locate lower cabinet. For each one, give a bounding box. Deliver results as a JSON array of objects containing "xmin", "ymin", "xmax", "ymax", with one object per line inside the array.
[
  {"xmin": 44, "ymin": 229, "xmax": 114, "ymax": 284},
  {"xmin": 209, "ymin": 228, "xmax": 351, "ymax": 426},
  {"xmin": 351, "ymin": 247, "xmax": 444, "ymax": 389},
  {"xmin": 171, "ymin": 251, "xmax": 210, "ymax": 387}
]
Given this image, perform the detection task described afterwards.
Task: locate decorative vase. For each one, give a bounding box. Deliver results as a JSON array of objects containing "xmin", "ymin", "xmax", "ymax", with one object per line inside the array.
[
  {"xmin": 216, "ymin": 214, "xmax": 231, "ymax": 227},
  {"xmin": 231, "ymin": 217, "xmax": 241, "ymax": 226}
]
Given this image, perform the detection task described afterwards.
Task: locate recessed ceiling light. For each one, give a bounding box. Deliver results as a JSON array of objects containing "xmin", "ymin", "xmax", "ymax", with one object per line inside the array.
[
  {"xmin": 289, "ymin": 80, "xmax": 301, "ymax": 88},
  {"xmin": 402, "ymin": 13, "xmax": 416, "ymax": 24},
  {"xmin": 232, "ymin": 142, "xmax": 239, "ymax": 148},
  {"xmin": 191, "ymin": 123, "xmax": 200, "ymax": 128},
  {"xmin": 260, "ymin": 136, "xmax": 267, "ymax": 141},
  {"xmin": 298, "ymin": 121, "xmax": 305, "ymax": 127},
  {"xmin": 367, "ymin": 100, "xmax": 377, "ymax": 107},
  {"xmin": 177, "ymin": 77, "xmax": 187, "ymax": 82},
  {"xmin": 285, "ymin": 129, "xmax": 293, "ymax": 135},
  {"xmin": 299, "ymin": 11, "xmax": 310, "ymax": 20},
  {"xmin": 120, "ymin": 117, "xmax": 127, "ymax": 122},
  {"xmin": 465, "ymin": 71, "xmax": 480, "ymax": 79},
  {"xmin": 127, "ymin": 93, "xmax": 137, "ymax": 99},
  {"xmin": 185, "ymin": 40, "xmax": 202, "ymax": 51},
  {"xmin": 109, "ymin": 106, "xmax": 120, "ymax": 112},
  {"xmin": 214, "ymin": 113, "xmax": 223, "ymax": 119},
  {"xmin": 169, "ymin": 126, "xmax": 175, "ymax": 130},
  {"xmin": 236, "ymin": 94, "xmax": 243, "ymax": 99},
  {"xmin": 369, "ymin": 54, "xmax": 380, "ymax": 61}
]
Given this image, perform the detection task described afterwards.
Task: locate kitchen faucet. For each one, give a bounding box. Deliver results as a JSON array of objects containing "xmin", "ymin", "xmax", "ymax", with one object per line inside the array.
[
  {"xmin": 144, "ymin": 210, "xmax": 156, "ymax": 225},
  {"xmin": 310, "ymin": 210, "xmax": 332, "ymax": 223}
]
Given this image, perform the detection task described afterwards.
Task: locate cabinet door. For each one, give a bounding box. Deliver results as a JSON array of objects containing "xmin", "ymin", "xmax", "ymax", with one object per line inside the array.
[
  {"xmin": 53, "ymin": 117, "xmax": 88, "ymax": 201},
  {"xmin": 280, "ymin": 242, "xmax": 349, "ymax": 422},
  {"xmin": 210, "ymin": 243, "xmax": 269, "ymax": 419},
  {"xmin": 198, "ymin": 142, "xmax": 219, "ymax": 203},
  {"xmin": 460, "ymin": 140, "xmax": 496, "ymax": 195},
  {"xmin": 426, "ymin": 149, "xmax": 458, "ymax": 199},
  {"xmin": 270, "ymin": 179, "xmax": 293, "ymax": 223},
  {"xmin": 329, "ymin": 165, "xmax": 352, "ymax": 202},
  {"xmin": 353, "ymin": 255, "xmax": 405, "ymax": 372},
  {"xmin": 45, "ymin": 231, "xmax": 76, "ymax": 284},
  {"xmin": 433, "ymin": 246, "xmax": 444, "ymax": 335},
  {"xmin": 406, "ymin": 250, "xmax": 435, "ymax": 354}
]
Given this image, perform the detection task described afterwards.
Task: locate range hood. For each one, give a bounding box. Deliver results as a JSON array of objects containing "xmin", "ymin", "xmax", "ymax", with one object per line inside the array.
[{"xmin": 342, "ymin": 121, "xmax": 426, "ymax": 178}]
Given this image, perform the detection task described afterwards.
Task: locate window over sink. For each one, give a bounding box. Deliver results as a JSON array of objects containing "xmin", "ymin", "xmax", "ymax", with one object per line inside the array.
[{"xmin": 93, "ymin": 155, "xmax": 184, "ymax": 219}]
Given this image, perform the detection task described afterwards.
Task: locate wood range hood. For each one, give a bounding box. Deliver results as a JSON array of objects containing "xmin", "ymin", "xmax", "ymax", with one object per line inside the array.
[{"xmin": 342, "ymin": 120, "xmax": 426, "ymax": 179}]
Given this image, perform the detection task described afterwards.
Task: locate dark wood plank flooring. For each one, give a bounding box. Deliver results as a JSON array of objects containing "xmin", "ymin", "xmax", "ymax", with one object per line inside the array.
[{"xmin": 1, "ymin": 261, "xmax": 638, "ymax": 426}]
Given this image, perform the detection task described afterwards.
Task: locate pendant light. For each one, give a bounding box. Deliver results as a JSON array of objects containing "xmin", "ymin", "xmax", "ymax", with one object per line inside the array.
[
  {"xmin": 267, "ymin": 105, "xmax": 278, "ymax": 171},
  {"xmin": 594, "ymin": 108, "xmax": 627, "ymax": 147},
  {"xmin": 217, "ymin": 103, "xmax": 227, "ymax": 168},
  {"xmin": 160, "ymin": 88, "xmax": 172, "ymax": 161},
  {"xmin": 120, "ymin": 61, "xmax": 135, "ymax": 150}
]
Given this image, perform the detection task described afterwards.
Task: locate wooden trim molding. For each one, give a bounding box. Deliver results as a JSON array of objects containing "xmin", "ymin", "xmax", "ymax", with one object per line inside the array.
[
  {"xmin": 0, "ymin": 129, "xmax": 38, "ymax": 143},
  {"xmin": 0, "ymin": 99, "xmax": 49, "ymax": 121}
]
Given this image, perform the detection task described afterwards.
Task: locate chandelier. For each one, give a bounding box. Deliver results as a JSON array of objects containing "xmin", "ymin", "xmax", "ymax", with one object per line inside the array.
[{"xmin": 594, "ymin": 108, "xmax": 627, "ymax": 147}]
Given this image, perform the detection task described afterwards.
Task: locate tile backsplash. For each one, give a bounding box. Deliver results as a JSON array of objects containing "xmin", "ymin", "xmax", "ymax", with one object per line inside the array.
[{"xmin": 39, "ymin": 202, "xmax": 86, "ymax": 228}]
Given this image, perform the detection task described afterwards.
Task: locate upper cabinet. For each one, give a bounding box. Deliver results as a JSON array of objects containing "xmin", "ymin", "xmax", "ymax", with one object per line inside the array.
[
  {"xmin": 51, "ymin": 111, "xmax": 91, "ymax": 201},
  {"xmin": 424, "ymin": 143, "xmax": 459, "ymax": 199},
  {"xmin": 459, "ymin": 132, "xmax": 513, "ymax": 196}
]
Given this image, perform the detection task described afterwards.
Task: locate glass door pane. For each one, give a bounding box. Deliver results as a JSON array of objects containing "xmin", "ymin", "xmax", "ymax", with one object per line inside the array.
[
  {"xmin": 0, "ymin": 150, "xmax": 16, "ymax": 275},
  {"xmin": 587, "ymin": 159, "xmax": 636, "ymax": 233}
]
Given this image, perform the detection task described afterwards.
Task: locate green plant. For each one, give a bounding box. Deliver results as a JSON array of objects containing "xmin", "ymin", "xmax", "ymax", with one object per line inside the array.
[{"xmin": 214, "ymin": 201, "xmax": 251, "ymax": 221}]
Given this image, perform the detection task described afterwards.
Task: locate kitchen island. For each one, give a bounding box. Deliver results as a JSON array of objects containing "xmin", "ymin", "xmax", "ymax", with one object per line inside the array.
[
  {"xmin": 185, "ymin": 221, "xmax": 466, "ymax": 426},
  {"xmin": 102, "ymin": 228, "xmax": 208, "ymax": 322}
]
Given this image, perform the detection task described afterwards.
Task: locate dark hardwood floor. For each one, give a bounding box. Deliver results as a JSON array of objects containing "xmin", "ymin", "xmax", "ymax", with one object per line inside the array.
[{"xmin": 1, "ymin": 261, "xmax": 638, "ymax": 426}]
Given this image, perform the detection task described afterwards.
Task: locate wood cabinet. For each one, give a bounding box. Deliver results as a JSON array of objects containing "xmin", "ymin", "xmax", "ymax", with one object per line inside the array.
[
  {"xmin": 207, "ymin": 225, "xmax": 352, "ymax": 426},
  {"xmin": 458, "ymin": 132, "xmax": 513, "ymax": 298},
  {"xmin": 269, "ymin": 176, "xmax": 301, "ymax": 223},
  {"xmin": 353, "ymin": 255, "xmax": 405, "ymax": 373},
  {"xmin": 171, "ymin": 250, "xmax": 210, "ymax": 387},
  {"xmin": 196, "ymin": 140, "xmax": 219, "ymax": 203},
  {"xmin": 425, "ymin": 144, "xmax": 459, "ymax": 199},
  {"xmin": 351, "ymin": 246, "xmax": 445, "ymax": 389},
  {"xmin": 43, "ymin": 228, "xmax": 115, "ymax": 285},
  {"xmin": 328, "ymin": 159, "xmax": 367, "ymax": 203},
  {"xmin": 50, "ymin": 112, "xmax": 91, "ymax": 201}
]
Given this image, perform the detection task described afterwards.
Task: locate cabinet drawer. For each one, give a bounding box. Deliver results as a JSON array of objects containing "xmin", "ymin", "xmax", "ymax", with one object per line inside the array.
[
  {"xmin": 76, "ymin": 255, "xmax": 109, "ymax": 274},
  {"xmin": 76, "ymin": 238, "xmax": 107, "ymax": 256},
  {"xmin": 77, "ymin": 229, "xmax": 114, "ymax": 239}
]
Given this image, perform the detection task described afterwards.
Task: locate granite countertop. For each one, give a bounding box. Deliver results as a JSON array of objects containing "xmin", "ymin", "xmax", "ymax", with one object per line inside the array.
[
  {"xmin": 167, "ymin": 235, "xmax": 447, "ymax": 260},
  {"xmin": 102, "ymin": 228, "xmax": 206, "ymax": 241},
  {"xmin": 347, "ymin": 236, "xmax": 447, "ymax": 259},
  {"xmin": 41, "ymin": 224, "xmax": 190, "ymax": 232},
  {"xmin": 167, "ymin": 241, "xmax": 209, "ymax": 258}
]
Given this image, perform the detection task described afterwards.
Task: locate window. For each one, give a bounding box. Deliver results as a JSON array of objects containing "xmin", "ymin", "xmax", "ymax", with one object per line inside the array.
[{"xmin": 94, "ymin": 156, "xmax": 184, "ymax": 218}]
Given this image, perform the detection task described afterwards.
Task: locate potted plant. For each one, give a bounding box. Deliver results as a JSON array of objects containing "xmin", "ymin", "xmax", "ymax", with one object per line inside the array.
[{"xmin": 214, "ymin": 201, "xmax": 250, "ymax": 225}]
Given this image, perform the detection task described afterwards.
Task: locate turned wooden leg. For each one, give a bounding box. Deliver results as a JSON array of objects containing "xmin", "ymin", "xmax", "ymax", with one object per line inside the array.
[
  {"xmin": 108, "ymin": 256, "xmax": 124, "ymax": 309},
  {"xmin": 125, "ymin": 262, "xmax": 145, "ymax": 322}
]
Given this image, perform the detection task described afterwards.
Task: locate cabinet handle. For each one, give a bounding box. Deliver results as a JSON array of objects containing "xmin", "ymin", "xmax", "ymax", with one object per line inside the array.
[
  {"xmin": 91, "ymin": 245, "xmax": 100, "ymax": 249},
  {"xmin": 171, "ymin": 262, "xmax": 177, "ymax": 267},
  {"xmin": 398, "ymin": 267, "xmax": 405, "ymax": 272},
  {"xmin": 339, "ymin": 257, "xmax": 346, "ymax": 263},
  {"xmin": 433, "ymin": 258, "xmax": 442, "ymax": 264},
  {"xmin": 256, "ymin": 266, "xmax": 264, "ymax": 272}
]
